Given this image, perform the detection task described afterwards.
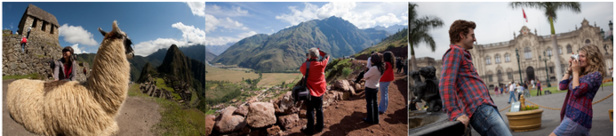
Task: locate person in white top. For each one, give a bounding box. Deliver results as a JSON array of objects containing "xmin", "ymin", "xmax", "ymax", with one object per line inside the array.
[
  {"xmin": 508, "ymin": 82, "xmax": 517, "ymax": 103},
  {"xmin": 517, "ymin": 83, "xmax": 524, "ymax": 100},
  {"xmin": 362, "ymin": 52, "xmax": 384, "ymax": 124}
]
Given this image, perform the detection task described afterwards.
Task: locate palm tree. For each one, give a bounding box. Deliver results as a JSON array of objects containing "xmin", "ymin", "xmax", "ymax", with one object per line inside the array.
[
  {"xmin": 510, "ymin": 2, "xmax": 581, "ymax": 83},
  {"xmin": 409, "ymin": 3, "xmax": 443, "ymax": 71}
]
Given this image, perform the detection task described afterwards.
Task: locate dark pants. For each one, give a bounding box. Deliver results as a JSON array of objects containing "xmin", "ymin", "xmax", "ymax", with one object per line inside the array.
[
  {"xmin": 537, "ymin": 87, "xmax": 542, "ymax": 96},
  {"xmin": 365, "ymin": 87, "xmax": 379, "ymax": 124},
  {"xmin": 305, "ymin": 95, "xmax": 324, "ymax": 131}
]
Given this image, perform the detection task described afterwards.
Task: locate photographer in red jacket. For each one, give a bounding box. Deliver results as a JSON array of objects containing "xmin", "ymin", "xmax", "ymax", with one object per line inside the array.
[{"xmin": 299, "ymin": 48, "xmax": 329, "ymax": 135}]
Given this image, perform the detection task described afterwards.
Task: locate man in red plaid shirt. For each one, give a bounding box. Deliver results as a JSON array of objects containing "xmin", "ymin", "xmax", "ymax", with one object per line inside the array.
[{"xmin": 439, "ymin": 20, "xmax": 512, "ymax": 136}]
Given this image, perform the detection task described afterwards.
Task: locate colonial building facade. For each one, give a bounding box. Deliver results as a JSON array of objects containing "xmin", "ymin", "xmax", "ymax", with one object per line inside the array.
[{"xmin": 471, "ymin": 19, "xmax": 613, "ymax": 89}]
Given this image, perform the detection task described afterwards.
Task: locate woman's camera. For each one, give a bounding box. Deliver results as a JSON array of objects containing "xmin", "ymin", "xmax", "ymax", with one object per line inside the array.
[{"xmin": 571, "ymin": 54, "xmax": 579, "ymax": 60}]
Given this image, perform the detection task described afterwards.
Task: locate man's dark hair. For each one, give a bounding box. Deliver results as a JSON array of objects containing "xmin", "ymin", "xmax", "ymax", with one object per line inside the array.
[{"xmin": 449, "ymin": 20, "xmax": 476, "ymax": 44}]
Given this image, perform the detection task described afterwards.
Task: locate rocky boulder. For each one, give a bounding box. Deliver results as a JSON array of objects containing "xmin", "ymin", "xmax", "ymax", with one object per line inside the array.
[
  {"xmin": 333, "ymin": 80, "xmax": 353, "ymax": 92},
  {"xmin": 205, "ymin": 115, "xmax": 216, "ymax": 136},
  {"xmin": 246, "ymin": 102, "xmax": 276, "ymax": 128},
  {"xmin": 278, "ymin": 114, "xmax": 299, "ymax": 130},
  {"xmin": 275, "ymin": 92, "xmax": 298, "ymax": 114},
  {"xmin": 234, "ymin": 104, "xmax": 249, "ymax": 117},
  {"xmin": 215, "ymin": 106, "xmax": 247, "ymax": 133}
]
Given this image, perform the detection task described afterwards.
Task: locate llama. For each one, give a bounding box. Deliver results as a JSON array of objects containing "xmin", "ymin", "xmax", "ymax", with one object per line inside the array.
[{"xmin": 6, "ymin": 21, "xmax": 134, "ymax": 136}]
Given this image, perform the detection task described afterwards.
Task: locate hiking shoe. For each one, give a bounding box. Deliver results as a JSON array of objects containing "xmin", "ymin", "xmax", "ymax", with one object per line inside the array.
[{"xmin": 301, "ymin": 126, "xmax": 314, "ymax": 135}]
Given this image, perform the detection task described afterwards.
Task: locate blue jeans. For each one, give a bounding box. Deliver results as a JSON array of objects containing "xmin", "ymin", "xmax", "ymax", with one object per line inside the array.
[
  {"xmin": 553, "ymin": 117, "xmax": 589, "ymax": 136},
  {"xmin": 470, "ymin": 104, "xmax": 513, "ymax": 136},
  {"xmin": 365, "ymin": 87, "xmax": 379, "ymax": 124},
  {"xmin": 508, "ymin": 91, "xmax": 517, "ymax": 103},
  {"xmin": 378, "ymin": 81, "xmax": 391, "ymax": 113}
]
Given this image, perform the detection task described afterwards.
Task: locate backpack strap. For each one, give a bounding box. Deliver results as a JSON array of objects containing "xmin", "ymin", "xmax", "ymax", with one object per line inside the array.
[{"xmin": 304, "ymin": 61, "xmax": 311, "ymax": 89}]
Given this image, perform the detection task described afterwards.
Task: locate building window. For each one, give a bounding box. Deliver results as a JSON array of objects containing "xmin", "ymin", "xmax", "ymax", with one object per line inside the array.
[
  {"xmin": 546, "ymin": 48, "xmax": 552, "ymax": 57},
  {"xmin": 495, "ymin": 55, "xmax": 501, "ymax": 64},
  {"xmin": 505, "ymin": 54, "xmax": 511, "ymax": 62},
  {"xmin": 50, "ymin": 25, "xmax": 54, "ymax": 34},
  {"xmin": 508, "ymin": 72, "xmax": 513, "ymax": 79},
  {"xmin": 486, "ymin": 57, "xmax": 491, "ymax": 65},
  {"xmin": 524, "ymin": 47, "xmax": 532, "ymax": 59},
  {"xmin": 549, "ymin": 66, "xmax": 554, "ymax": 73},
  {"xmin": 567, "ymin": 44, "xmax": 572, "ymax": 53},
  {"xmin": 489, "ymin": 75, "xmax": 493, "ymax": 82},
  {"xmin": 32, "ymin": 18, "xmax": 38, "ymax": 28},
  {"xmin": 41, "ymin": 21, "xmax": 48, "ymax": 31},
  {"xmin": 497, "ymin": 70, "xmax": 503, "ymax": 81}
]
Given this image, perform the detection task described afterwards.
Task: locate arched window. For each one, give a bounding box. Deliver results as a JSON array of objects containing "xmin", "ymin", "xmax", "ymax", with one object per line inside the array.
[
  {"xmin": 486, "ymin": 57, "xmax": 491, "ymax": 65},
  {"xmin": 546, "ymin": 48, "xmax": 553, "ymax": 57},
  {"xmin": 495, "ymin": 55, "xmax": 501, "ymax": 64},
  {"xmin": 524, "ymin": 47, "xmax": 532, "ymax": 59},
  {"xmin": 567, "ymin": 44, "xmax": 572, "ymax": 54},
  {"xmin": 497, "ymin": 70, "xmax": 503, "ymax": 81},
  {"xmin": 505, "ymin": 54, "xmax": 511, "ymax": 62}
]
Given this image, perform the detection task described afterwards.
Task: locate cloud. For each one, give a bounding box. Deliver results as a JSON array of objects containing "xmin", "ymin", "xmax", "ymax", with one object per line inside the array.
[
  {"xmin": 172, "ymin": 22, "xmax": 205, "ymax": 44},
  {"xmin": 133, "ymin": 22, "xmax": 207, "ymax": 56},
  {"xmin": 58, "ymin": 24, "xmax": 98, "ymax": 46},
  {"xmin": 187, "ymin": 2, "xmax": 205, "ymax": 17},
  {"xmin": 205, "ymin": 14, "xmax": 249, "ymax": 33},
  {"xmin": 70, "ymin": 44, "xmax": 87, "ymax": 54},
  {"xmin": 206, "ymin": 4, "xmax": 248, "ymax": 17},
  {"xmin": 134, "ymin": 38, "xmax": 186, "ymax": 56},
  {"xmin": 275, "ymin": 2, "xmax": 408, "ymax": 29}
]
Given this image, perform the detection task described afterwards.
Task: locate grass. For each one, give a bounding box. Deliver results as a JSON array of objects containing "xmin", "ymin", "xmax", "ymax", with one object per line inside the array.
[
  {"xmin": 523, "ymin": 82, "xmax": 613, "ymax": 97},
  {"xmin": 258, "ymin": 73, "xmax": 302, "ymax": 87},
  {"xmin": 2, "ymin": 73, "xmax": 40, "ymax": 80},
  {"xmin": 154, "ymin": 78, "xmax": 182, "ymax": 101},
  {"xmin": 206, "ymin": 65, "xmax": 259, "ymax": 83},
  {"xmin": 128, "ymin": 83, "xmax": 206, "ymax": 136}
]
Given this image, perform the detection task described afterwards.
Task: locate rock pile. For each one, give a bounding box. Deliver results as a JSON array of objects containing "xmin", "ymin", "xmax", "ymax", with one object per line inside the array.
[
  {"xmin": 139, "ymin": 76, "xmax": 172, "ymax": 100},
  {"xmin": 208, "ymin": 78, "xmax": 366, "ymax": 136}
]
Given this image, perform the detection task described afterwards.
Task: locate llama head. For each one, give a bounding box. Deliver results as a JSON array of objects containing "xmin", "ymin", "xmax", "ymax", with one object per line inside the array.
[{"xmin": 98, "ymin": 21, "xmax": 134, "ymax": 59}]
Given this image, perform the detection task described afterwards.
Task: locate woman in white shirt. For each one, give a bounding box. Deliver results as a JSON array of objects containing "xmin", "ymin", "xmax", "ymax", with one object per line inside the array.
[{"xmin": 362, "ymin": 53, "xmax": 384, "ymax": 124}]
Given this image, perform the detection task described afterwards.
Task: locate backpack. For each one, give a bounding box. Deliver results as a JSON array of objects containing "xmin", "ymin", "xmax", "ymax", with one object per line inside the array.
[{"xmin": 292, "ymin": 61, "xmax": 312, "ymax": 102}]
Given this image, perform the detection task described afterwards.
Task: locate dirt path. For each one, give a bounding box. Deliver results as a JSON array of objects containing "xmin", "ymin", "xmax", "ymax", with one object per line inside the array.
[
  {"xmin": 2, "ymin": 80, "xmax": 161, "ymax": 136},
  {"xmin": 286, "ymin": 72, "xmax": 408, "ymax": 135}
]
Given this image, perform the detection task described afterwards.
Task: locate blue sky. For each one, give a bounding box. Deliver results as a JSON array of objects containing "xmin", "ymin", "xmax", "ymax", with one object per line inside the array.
[
  {"xmin": 205, "ymin": 2, "xmax": 408, "ymax": 46},
  {"xmin": 412, "ymin": 2, "xmax": 613, "ymax": 59},
  {"xmin": 3, "ymin": 2, "xmax": 205, "ymax": 56}
]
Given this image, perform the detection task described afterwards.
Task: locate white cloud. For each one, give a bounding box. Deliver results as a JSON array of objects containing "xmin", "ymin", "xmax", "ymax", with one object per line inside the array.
[
  {"xmin": 275, "ymin": 2, "xmax": 408, "ymax": 29},
  {"xmin": 206, "ymin": 4, "xmax": 248, "ymax": 17},
  {"xmin": 58, "ymin": 24, "xmax": 98, "ymax": 46},
  {"xmin": 205, "ymin": 14, "xmax": 249, "ymax": 33},
  {"xmin": 134, "ymin": 38, "xmax": 186, "ymax": 56},
  {"xmin": 133, "ymin": 22, "xmax": 207, "ymax": 56},
  {"xmin": 172, "ymin": 22, "xmax": 205, "ymax": 44},
  {"xmin": 187, "ymin": 2, "xmax": 205, "ymax": 17},
  {"xmin": 70, "ymin": 44, "xmax": 87, "ymax": 54}
]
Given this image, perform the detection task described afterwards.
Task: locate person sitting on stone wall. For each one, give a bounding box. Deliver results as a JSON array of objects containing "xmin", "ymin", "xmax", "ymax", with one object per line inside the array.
[{"xmin": 53, "ymin": 47, "xmax": 77, "ymax": 81}]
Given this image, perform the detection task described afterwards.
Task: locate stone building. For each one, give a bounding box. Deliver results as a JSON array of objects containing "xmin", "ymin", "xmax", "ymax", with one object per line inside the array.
[
  {"xmin": 414, "ymin": 19, "xmax": 613, "ymax": 90},
  {"xmin": 471, "ymin": 19, "xmax": 613, "ymax": 89},
  {"xmin": 17, "ymin": 4, "xmax": 59, "ymax": 44}
]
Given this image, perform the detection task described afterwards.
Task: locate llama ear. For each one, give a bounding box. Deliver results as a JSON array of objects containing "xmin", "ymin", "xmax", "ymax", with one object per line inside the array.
[
  {"xmin": 98, "ymin": 28, "xmax": 107, "ymax": 36},
  {"xmin": 111, "ymin": 20, "xmax": 121, "ymax": 34}
]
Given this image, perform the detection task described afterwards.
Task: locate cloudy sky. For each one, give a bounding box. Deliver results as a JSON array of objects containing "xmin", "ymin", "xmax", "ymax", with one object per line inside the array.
[
  {"xmin": 412, "ymin": 2, "xmax": 613, "ymax": 59},
  {"xmin": 3, "ymin": 2, "xmax": 205, "ymax": 56},
  {"xmin": 205, "ymin": 2, "xmax": 408, "ymax": 47}
]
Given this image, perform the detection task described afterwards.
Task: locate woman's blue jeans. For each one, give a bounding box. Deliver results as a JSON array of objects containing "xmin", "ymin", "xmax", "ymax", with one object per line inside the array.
[{"xmin": 378, "ymin": 81, "xmax": 391, "ymax": 113}]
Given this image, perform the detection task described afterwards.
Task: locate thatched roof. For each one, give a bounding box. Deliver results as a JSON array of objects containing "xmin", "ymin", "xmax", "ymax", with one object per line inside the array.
[{"xmin": 24, "ymin": 4, "xmax": 58, "ymax": 27}]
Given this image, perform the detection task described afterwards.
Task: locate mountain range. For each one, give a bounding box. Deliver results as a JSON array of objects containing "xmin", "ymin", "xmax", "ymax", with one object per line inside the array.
[{"xmin": 213, "ymin": 16, "xmax": 389, "ymax": 72}]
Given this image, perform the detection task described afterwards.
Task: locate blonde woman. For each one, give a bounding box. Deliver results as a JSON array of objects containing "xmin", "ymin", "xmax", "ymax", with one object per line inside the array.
[{"xmin": 550, "ymin": 45, "xmax": 606, "ymax": 136}]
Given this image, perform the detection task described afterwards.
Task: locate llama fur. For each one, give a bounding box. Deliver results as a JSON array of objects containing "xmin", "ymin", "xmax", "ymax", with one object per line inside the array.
[{"xmin": 6, "ymin": 21, "xmax": 132, "ymax": 136}]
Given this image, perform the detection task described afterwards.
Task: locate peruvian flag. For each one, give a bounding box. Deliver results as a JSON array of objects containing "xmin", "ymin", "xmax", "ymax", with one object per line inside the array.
[{"xmin": 523, "ymin": 9, "xmax": 528, "ymax": 22}]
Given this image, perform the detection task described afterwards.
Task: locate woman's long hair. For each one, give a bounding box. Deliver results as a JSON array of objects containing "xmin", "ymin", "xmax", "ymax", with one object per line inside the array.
[
  {"xmin": 383, "ymin": 51, "xmax": 395, "ymax": 68},
  {"xmin": 579, "ymin": 45, "xmax": 606, "ymax": 76},
  {"xmin": 370, "ymin": 53, "xmax": 385, "ymax": 75},
  {"xmin": 62, "ymin": 46, "xmax": 74, "ymax": 68}
]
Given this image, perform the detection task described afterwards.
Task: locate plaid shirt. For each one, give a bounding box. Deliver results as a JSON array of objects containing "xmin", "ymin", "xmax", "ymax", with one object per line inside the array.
[
  {"xmin": 559, "ymin": 71, "xmax": 602, "ymax": 129},
  {"xmin": 439, "ymin": 44, "xmax": 496, "ymax": 121}
]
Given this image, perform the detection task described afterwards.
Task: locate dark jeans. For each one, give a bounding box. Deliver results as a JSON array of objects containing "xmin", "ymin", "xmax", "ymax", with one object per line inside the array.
[
  {"xmin": 537, "ymin": 87, "xmax": 542, "ymax": 96},
  {"xmin": 365, "ymin": 87, "xmax": 379, "ymax": 124},
  {"xmin": 305, "ymin": 95, "xmax": 323, "ymax": 131}
]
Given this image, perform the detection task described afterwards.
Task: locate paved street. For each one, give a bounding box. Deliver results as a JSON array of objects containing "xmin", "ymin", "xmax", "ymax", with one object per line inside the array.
[{"xmin": 470, "ymin": 86, "xmax": 613, "ymax": 136}]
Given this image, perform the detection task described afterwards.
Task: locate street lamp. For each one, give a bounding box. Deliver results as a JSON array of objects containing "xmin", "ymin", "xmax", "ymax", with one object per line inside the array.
[
  {"xmin": 542, "ymin": 51, "xmax": 551, "ymax": 87},
  {"xmin": 515, "ymin": 48, "xmax": 523, "ymax": 84}
]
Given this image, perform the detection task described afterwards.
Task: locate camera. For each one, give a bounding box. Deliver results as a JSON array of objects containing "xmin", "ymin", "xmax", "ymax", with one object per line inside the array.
[{"xmin": 571, "ymin": 54, "xmax": 579, "ymax": 60}]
